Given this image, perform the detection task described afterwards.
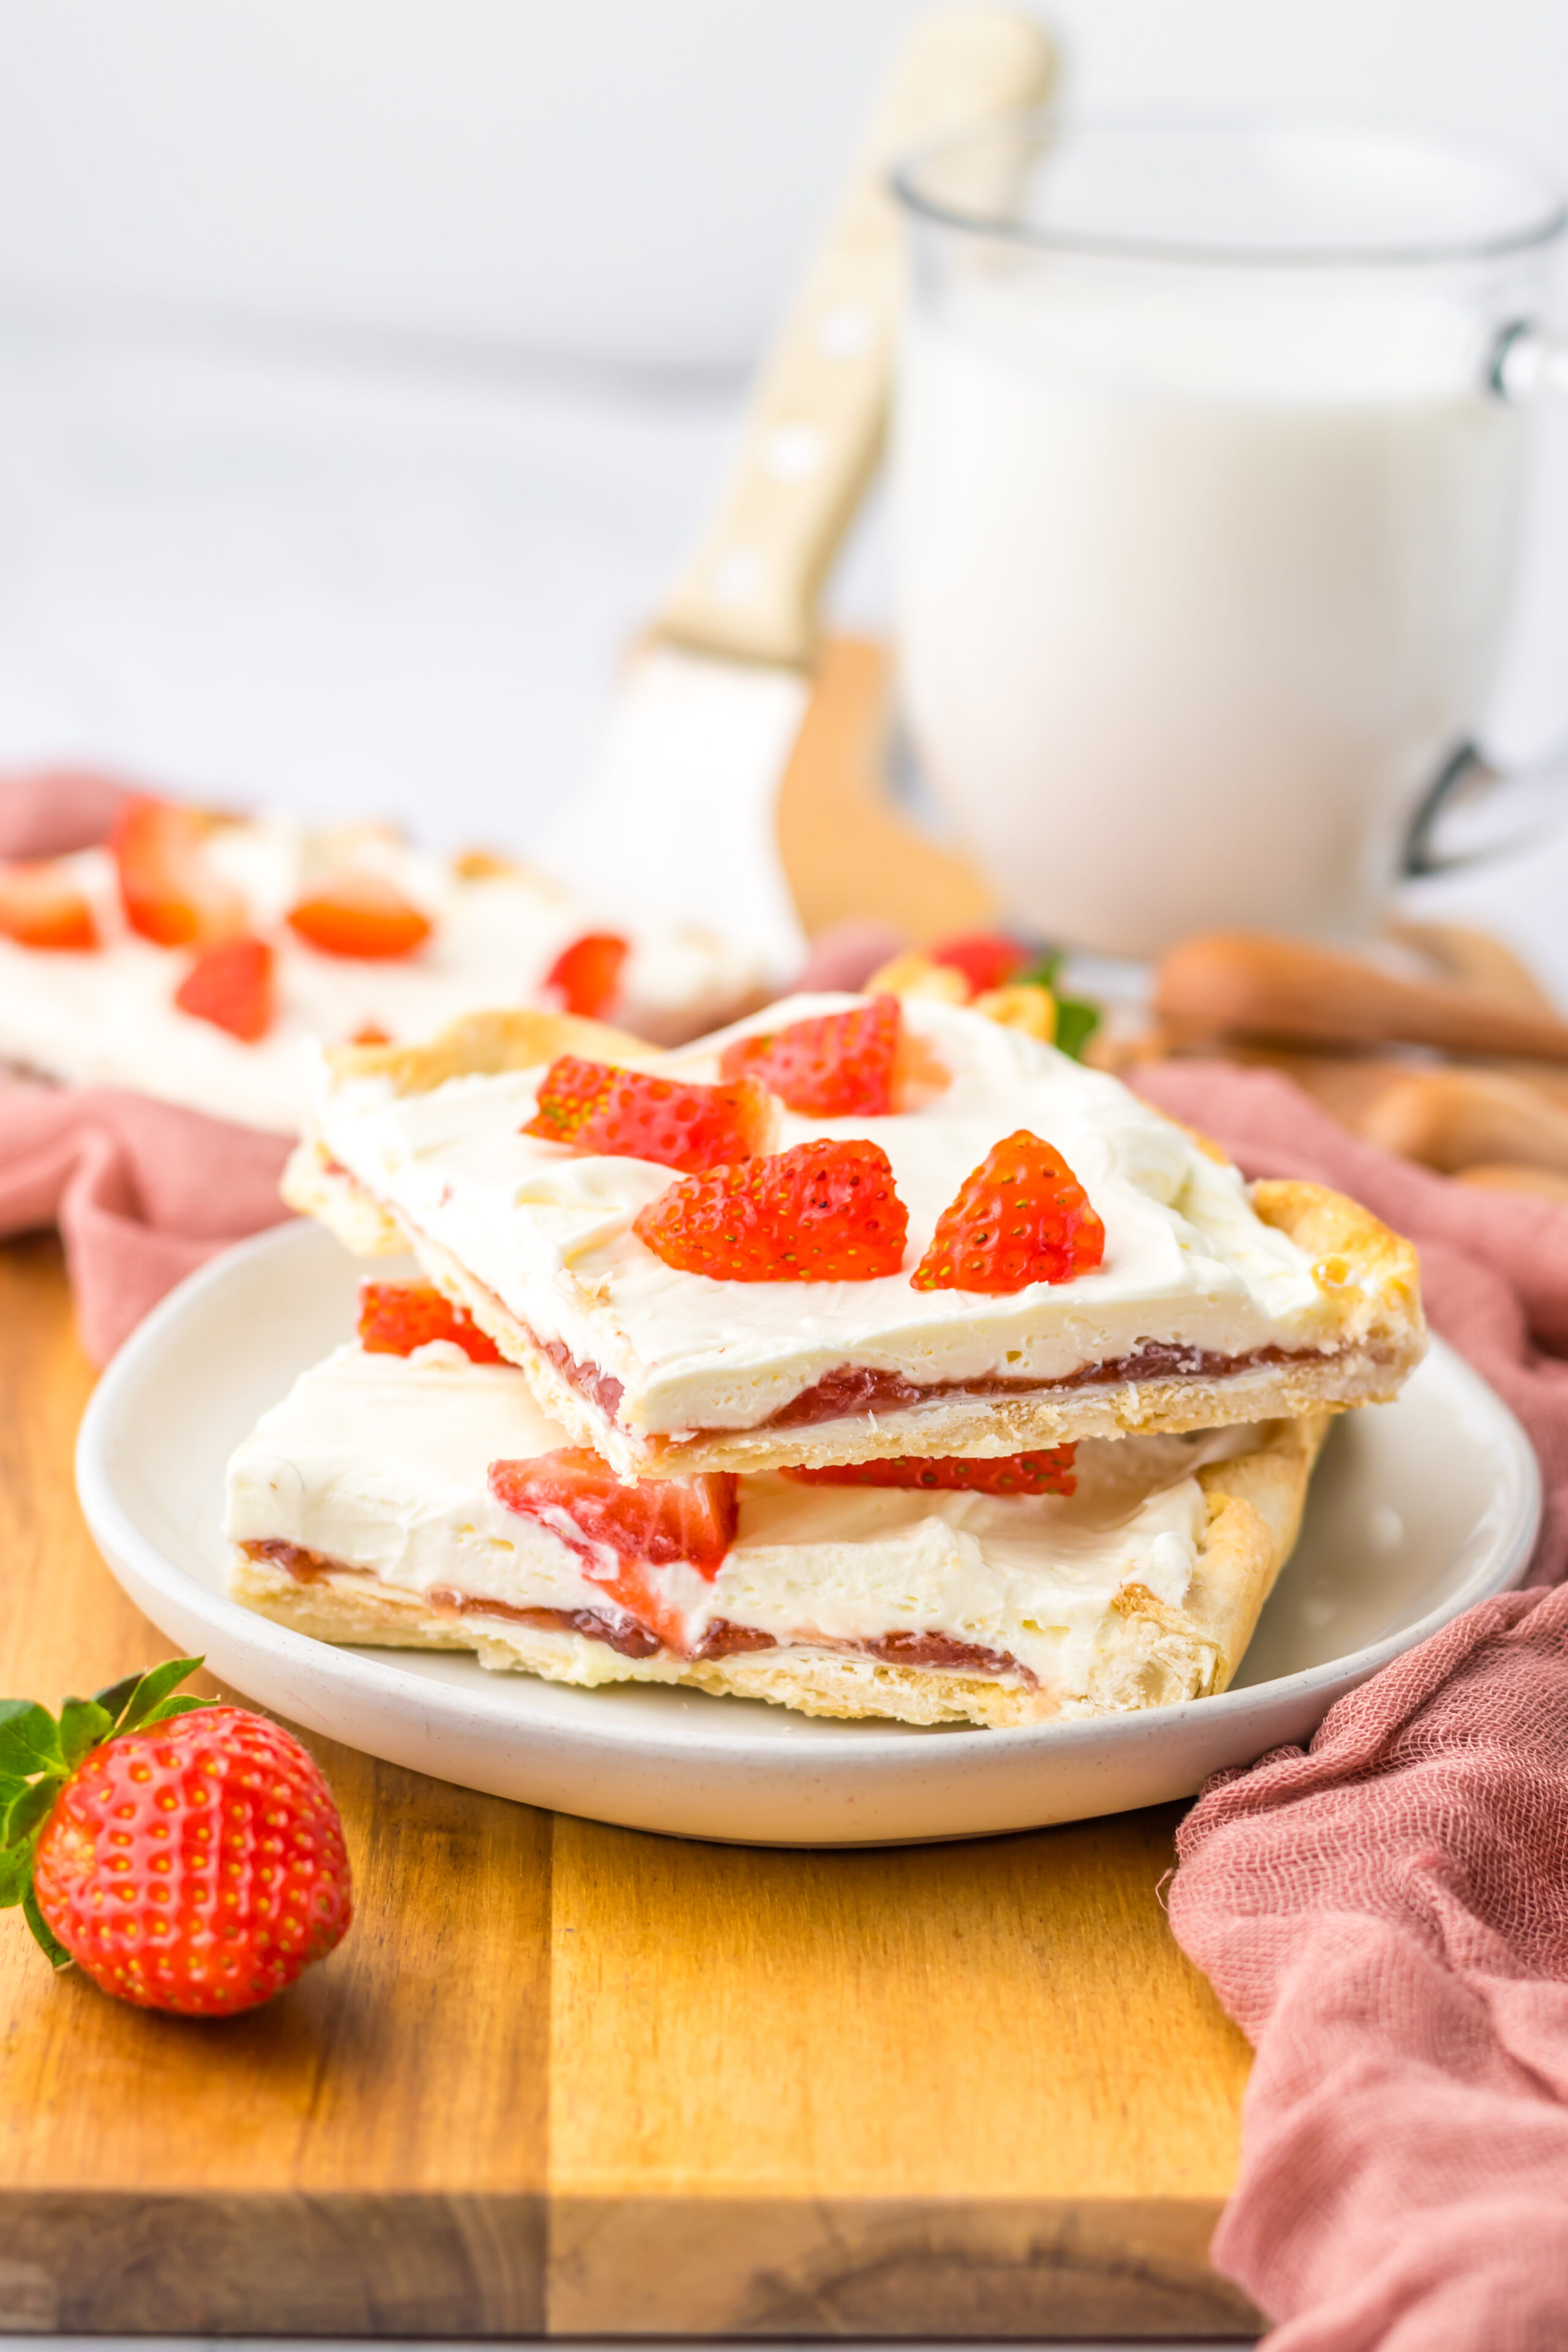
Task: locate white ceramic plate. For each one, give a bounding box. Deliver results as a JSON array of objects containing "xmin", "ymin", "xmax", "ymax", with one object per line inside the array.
[{"xmin": 77, "ymin": 1219, "xmax": 1539, "ymax": 1847}]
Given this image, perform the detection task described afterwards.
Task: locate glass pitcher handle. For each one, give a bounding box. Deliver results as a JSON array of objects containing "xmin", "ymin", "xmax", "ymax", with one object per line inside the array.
[
  {"xmin": 1491, "ymin": 320, "xmax": 1568, "ymax": 402},
  {"xmin": 1404, "ymin": 738, "xmax": 1568, "ymax": 876},
  {"xmin": 1401, "ymin": 322, "xmax": 1568, "ymax": 876}
]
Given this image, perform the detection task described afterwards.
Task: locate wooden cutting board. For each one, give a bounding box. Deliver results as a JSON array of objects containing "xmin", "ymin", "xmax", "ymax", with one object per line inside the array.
[
  {"xmin": 0, "ymin": 646, "xmax": 1267, "ymax": 2339},
  {"xmin": 0, "ymin": 1236, "xmax": 1259, "ymax": 2339}
]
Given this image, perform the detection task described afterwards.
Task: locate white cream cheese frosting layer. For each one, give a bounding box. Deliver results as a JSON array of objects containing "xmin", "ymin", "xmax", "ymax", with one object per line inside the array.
[
  {"xmin": 309, "ymin": 994, "xmax": 1336, "ymax": 1436},
  {"xmin": 0, "ymin": 815, "xmax": 761, "ymax": 1133},
  {"xmin": 224, "ymin": 1340, "xmax": 1259, "ymax": 1694}
]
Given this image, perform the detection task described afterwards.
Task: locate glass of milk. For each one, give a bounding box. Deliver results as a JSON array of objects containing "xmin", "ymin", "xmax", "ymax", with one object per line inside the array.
[{"xmin": 892, "ymin": 116, "xmax": 1568, "ymax": 958}]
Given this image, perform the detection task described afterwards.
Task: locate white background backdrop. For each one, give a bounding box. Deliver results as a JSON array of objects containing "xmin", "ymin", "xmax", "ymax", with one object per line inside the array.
[
  {"xmin": 0, "ymin": 0, "xmax": 1564, "ymax": 371},
  {"xmin": 0, "ymin": 0, "xmax": 1564, "ymax": 968}
]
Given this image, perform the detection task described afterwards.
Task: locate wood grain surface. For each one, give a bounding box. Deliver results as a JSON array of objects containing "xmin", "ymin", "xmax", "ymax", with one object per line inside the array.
[
  {"xmin": 0, "ymin": 1234, "xmax": 1261, "ymax": 2337},
  {"xmin": 777, "ymin": 636, "xmax": 997, "ymax": 944}
]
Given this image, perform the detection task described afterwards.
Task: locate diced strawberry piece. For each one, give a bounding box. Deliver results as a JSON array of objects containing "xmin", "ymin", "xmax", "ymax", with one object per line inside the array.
[
  {"xmin": 634, "ymin": 1137, "xmax": 908, "ymax": 1283},
  {"xmin": 784, "ymin": 1446, "xmax": 1077, "ymax": 1497},
  {"xmin": 112, "ymin": 796, "xmax": 247, "ymax": 948},
  {"xmin": 718, "ymin": 993, "xmax": 901, "ymax": 1118},
  {"xmin": 911, "ymin": 1129, "xmax": 1105, "ymax": 1293},
  {"xmin": 545, "ymin": 931, "xmax": 629, "ymax": 1018},
  {"xmin": 0, "ymin": 861, "xmax": 99, "ymax": 949},
  {"xmin": 350, "ymin": 1022, "xmax": 393, "ymax": 1046},
  {"xmin": 930, "ymin": 931, "xmax": 1030, "ymax": 995},
  {"xmin": 173, "ymin": 935, "xmax": 275, "ymax": 1042},
  {"xmin": 287, "ymin": 871, "xmax": 432, "ymax": 960},
  {"xmin": 489, "ymin": 1449, "xmax": 737, "ymax": 1582},
  {"xmin": 524, "ymin": 1055, "xmax": 772, "ymax": 1174},
  {"xmin": 358, "ymin": 1279, "xmax": 505, "ymax": 1365}
]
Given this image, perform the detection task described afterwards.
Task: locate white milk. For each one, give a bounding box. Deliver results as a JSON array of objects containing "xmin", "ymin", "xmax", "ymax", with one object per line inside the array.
[{"xmin": 894, "ymin": 269, "xmax": 1527, "ymax": 957}]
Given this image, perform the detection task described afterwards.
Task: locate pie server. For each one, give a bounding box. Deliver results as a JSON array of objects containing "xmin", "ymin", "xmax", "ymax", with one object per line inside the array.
[{"xmin": 543, "ymin": 5, "xmax": 1055, "ymax": 978}]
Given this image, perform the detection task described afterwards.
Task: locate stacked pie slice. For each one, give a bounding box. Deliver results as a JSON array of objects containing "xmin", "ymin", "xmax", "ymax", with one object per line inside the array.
[{"xmin": 224, "ymin": 986, "xmax": 1425, "ymax": 1726}]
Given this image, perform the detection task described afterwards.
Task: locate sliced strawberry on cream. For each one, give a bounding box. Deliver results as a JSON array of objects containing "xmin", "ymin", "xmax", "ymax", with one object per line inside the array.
[
  {"xmin": 173, "ymin": 936, "xmax": 275, "ymax": 1042},
  {"xmin": 524, "ymin": 1055, "xmax": 773, "ymax": 1174},
  {"xmin": 488, "ymin": 1449, "xmax": 737, "ymax": 1577},
  {"xmin": 287, "ymin": 871, "xmax": 432, "ymax": 961},
  {"xmin": 719, "ymin": 993, "xmax": 902, "ymax": 1118},
  {"xmin": 911, "ymin": 1131, "xmax": 1106, "ymax": 1294},
  {"xmin": 358, "ymin": 1278, "xmax": 503, "ymax": 1365},
  {"xmin": 0, "ymin": 861, "xmax": 99, "ymax": 951},
  {"xmin": 929, "ymin": 932, "xmax": 1031, "ymax": 993},
  {"xmin": 633, "ymin": 1137, "xmax": 908, "ymax": 1281},
  {"xmin": 545, "ymin": 931, "xmax": 629, "ymax": 1019},
  {"xmin": 113, "ymin": 797, "xmax": 247, "ymax": 948}
]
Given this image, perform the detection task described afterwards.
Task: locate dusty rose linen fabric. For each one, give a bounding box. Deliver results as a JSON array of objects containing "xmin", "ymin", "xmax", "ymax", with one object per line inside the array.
[
  {"xmin": 0, "ymin": 1082, "xmax": 291, "ymax": 1363},
  {"xmin": 1136, "ymin": 1061, "xmax": 1568, "ymax": 2350},
  {"xmin": 0, "ymin": 766, "xmax": 135, "ymax": 858}
]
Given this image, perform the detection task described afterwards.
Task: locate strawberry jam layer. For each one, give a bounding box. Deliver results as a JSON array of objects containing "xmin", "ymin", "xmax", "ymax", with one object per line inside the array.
[
  {"xmin": 243, "ymin": 1539, "xmax": 660, "ymax": 1657},
  {"xmin": 425, "ymin": 1585, "xmax": 660, "ymax": 1659},
  {"xmin": 241, "ymin": 1544, "xmax": 1031, "ymax": 1681},
  {"xmin": 528, "ymin": 1330, "xmax": 1316, "ymax": 1436},
  {"xmin": 769, "ymin": 1341, "xmax": 1305, "ymax": 1430},
  {"xmin": 535, "ymin": 1335, "xmax": 627, "ymax": 1420}
]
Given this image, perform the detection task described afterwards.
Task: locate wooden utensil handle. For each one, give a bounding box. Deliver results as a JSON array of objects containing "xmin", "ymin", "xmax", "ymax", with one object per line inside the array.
[
  {"xmin": 653, "ymin": 6, "xmax": 1054, "ymax": 671},
  {"xmin": 1358, "ymin": 1069, "xmax": 1568, "ymax": 1175},
  {"xmin": 1156, "ymin": 932, "xmax": 1568, "ymax": 1063}
]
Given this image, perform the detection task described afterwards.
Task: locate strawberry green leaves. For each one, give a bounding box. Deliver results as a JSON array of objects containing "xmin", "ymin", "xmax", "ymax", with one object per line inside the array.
[
  {"xmin": 0, "ymin": 1700, "xmax": 65, "ymax": 1779},
  {"xmin": 1015, "ymin": 951, "xmax": 1100, "ymax": 1062},
  {"xmin": 110, "ymin": 1656, "xmax": 213, "ymax": 1733},
  {"xmin": 0, "ymin": 1659, "xmax": 214, "ymax": 1966}
]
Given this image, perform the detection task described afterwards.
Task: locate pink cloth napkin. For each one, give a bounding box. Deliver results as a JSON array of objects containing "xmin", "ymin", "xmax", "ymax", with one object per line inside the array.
[
  {"xmin": 0, "ymin": 766, "xmax": 136, "ymax": 859},
  {"xmin": 1, "ymin": 770, "xmax": 293, "ymax": 1360},
  {"xmin": 1136, "ymin": 1061, "xmax": 1568, "ymax": 2351},
  {"xmin": 0, "ymin": 1081, "xmax": 292, "ymax": 1364}
]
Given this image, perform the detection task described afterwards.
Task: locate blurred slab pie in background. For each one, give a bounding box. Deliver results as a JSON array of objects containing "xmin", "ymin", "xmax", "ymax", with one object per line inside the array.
[{"xmin": 0, "ymin": 796, "xmax": 766, "ymax": 1133}]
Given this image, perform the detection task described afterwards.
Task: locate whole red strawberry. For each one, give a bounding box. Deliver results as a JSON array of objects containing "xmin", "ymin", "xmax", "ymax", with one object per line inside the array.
[
  {"xmin": 911, "ymin": 1130, "xmax": 1106, "ymax": 1293},
  {"xmin": 634, "ymin": 1137, "xmax": 909, "ymax": 1282},
  {"xmin": 718, "ymin": 994, "xmax": 901, "ymax": 1118},
  {"xmin": 1, "ymin": 1659, "xmax": 351, "ymax": 2015}
]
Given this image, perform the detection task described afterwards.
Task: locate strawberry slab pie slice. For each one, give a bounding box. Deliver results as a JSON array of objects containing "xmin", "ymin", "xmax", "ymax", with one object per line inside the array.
[
  {"xmin": 224, "ymin": 1315, "xmax": 1332, "ymax": 1728},
  {"xmin": 285, "ymin": 991, "xmax": 1427, "ymax": 1478},
  {"xmin": 0, "ymin": 801, "xmax": 766, "ymax": 1134}
]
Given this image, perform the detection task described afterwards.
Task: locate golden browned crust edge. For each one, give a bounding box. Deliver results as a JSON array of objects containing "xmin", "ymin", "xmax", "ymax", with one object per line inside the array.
[
  {"xmin": 227, "ymin": 1413, "xmax": 1322, "ymax": 1728},
  {"xmin": 1253, "ymin": 1177, "xmax": 1423, "ymax": 1345},
  {"xmin": 1187, "ymin": 1411, "xmax": 1330, "ymax": 1688},
  {"xmin": 280, "ymin": 1138, "xmax": 406, "ymax": 1252},
  {"xmin": 323, "ymin": 1005, "xmax": 658, "ymax": 1099}
]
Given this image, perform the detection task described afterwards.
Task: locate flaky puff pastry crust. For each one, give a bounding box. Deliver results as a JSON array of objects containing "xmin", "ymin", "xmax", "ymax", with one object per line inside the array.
[
  {"xmin": 230, "ymin": 1412, "xmax": 1329, "ymax": 1729},
  {"xmin": 284, "ymin": 1008, "xmax": 1425, "ymax": 1475}
]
